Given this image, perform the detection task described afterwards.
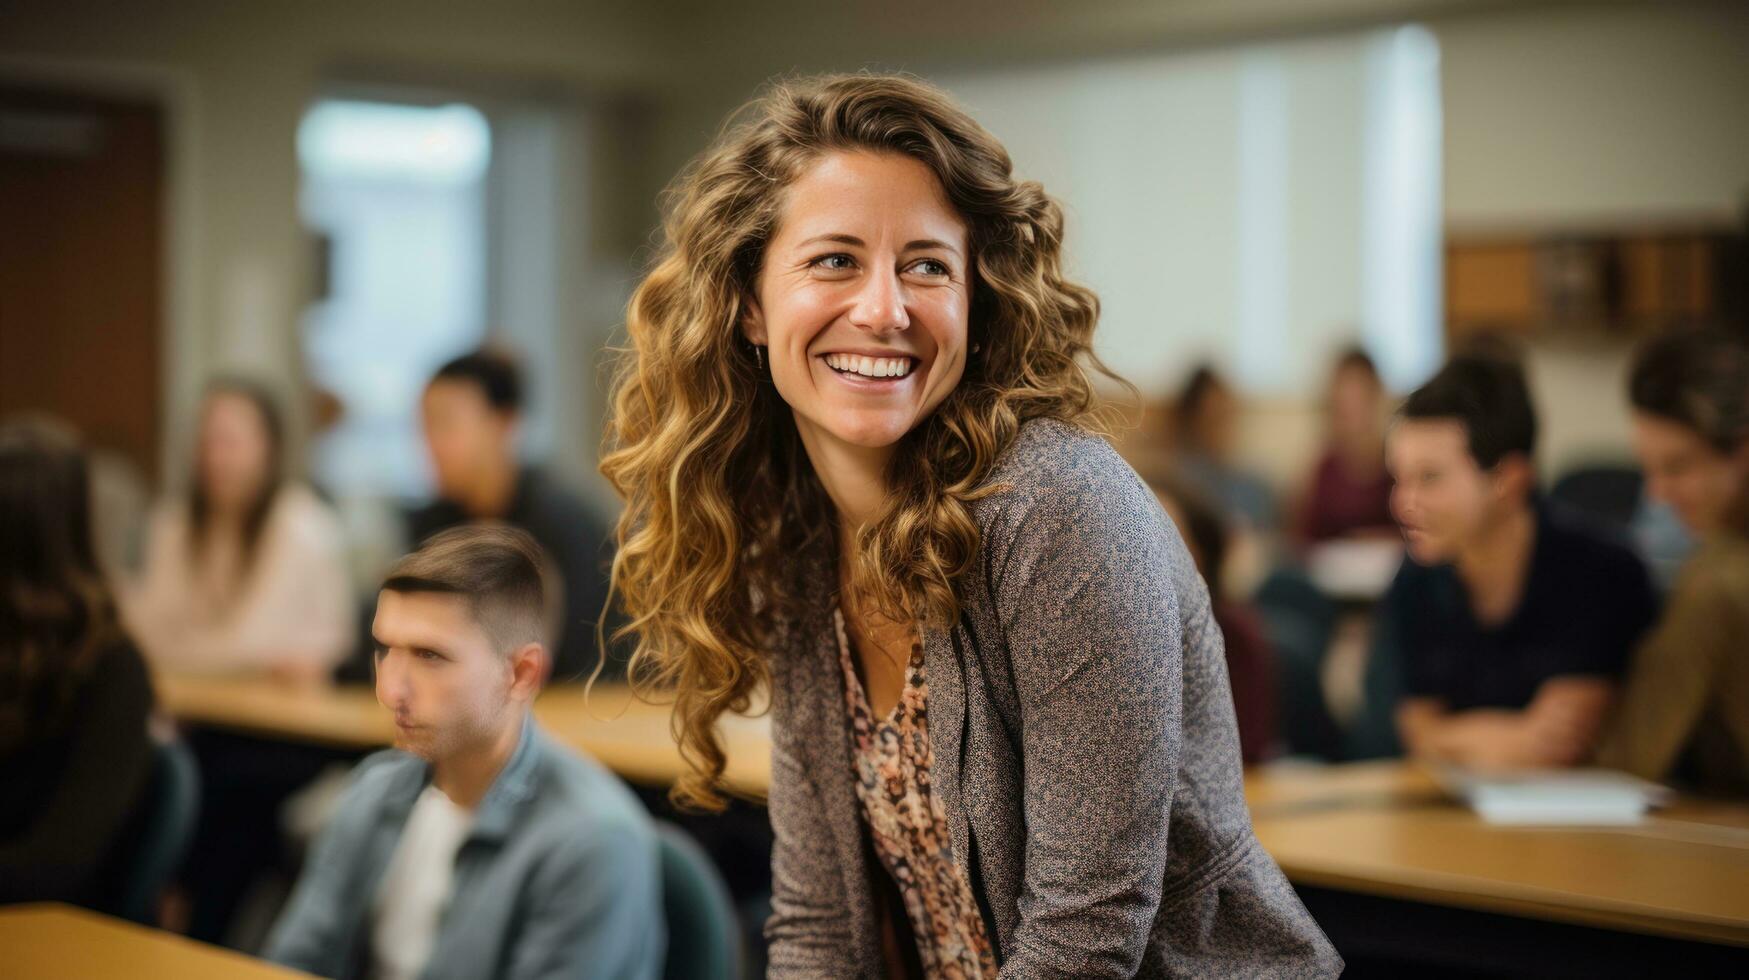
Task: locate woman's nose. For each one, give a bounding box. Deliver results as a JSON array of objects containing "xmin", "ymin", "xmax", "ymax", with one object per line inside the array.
[{"xmin": 847, "ymin": 268, "xmax": 910, "ymax": 335}]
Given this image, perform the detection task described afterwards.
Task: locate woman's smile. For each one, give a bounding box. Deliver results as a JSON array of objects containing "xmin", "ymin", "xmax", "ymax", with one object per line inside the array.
[{"xmin": 747, "ymin": 151, "xmax": 970, "ymax": 453}]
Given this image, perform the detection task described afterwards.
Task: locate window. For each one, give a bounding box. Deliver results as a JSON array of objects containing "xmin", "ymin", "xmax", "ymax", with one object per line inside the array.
[
  {"xmin": 297, "ymin": 99, "xmax": 492, "ymax": 499},
  {"xmin": 938, "ymin": 25, "xmax": 1443, "ymax": 397}
]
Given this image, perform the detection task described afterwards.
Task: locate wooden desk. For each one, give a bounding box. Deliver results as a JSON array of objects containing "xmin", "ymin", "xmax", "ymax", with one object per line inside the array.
[
  {"xmin": 1246, "ymin": 761, "xmax": 1749, "ymax": 948},
  {"xmin": 0, "ymin": 904, "xmax": 310, "ymax": 979},
  {"xmin": 156, "ymin": 674, "xmax": 773, "ymax": 797},
  {"xmin": 157, "ymin": 680, "xmax": 1749, "ymax": 949}
]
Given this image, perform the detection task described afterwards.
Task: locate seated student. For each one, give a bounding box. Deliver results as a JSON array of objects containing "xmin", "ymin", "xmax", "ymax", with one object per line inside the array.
[
  {"xmin": 410, "ymin": 351, "xmax": 619, "ymax": 681},
  {"xmin": 1171, "ymin": 363, "xmax": 1279, "ymax": 534},
  {"xmin": 266, "ymin": 525, "xmax": 662, "ymax": 980},
  {"xmin": 1294, "ymin": 346, "xmax": 1396, "ymax": 547},
  {"xmin": 122, "ymin": 376, "xmax": 353, "ymax": 678},
  {"xmin": 0, "ymin": 418, "xmax": 155, "ymax": 909},
  {"xmin": 1381, "ymin": 355, "xmax": 1657, "ymax": 769},
  {"xmin": 119, "ymin": 377, "xmax": 355, "ymax": 944},
  {"xmin": 1595, "ymin": 328, "xmax": 1749, "ymax": 795},
  {"xmin": 1148, "ymin": 473, "xmax": 1279, "ymax": 764}
]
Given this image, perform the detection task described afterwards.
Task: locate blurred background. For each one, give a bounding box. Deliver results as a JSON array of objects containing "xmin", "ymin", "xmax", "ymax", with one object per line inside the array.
[
  {"xmin": 3, "ymin": 0, "xmax": 1747, "ymax": 975},
  {"xmin": 4, "ymin": 0, "xmax": 1744, "ymax": 549}
]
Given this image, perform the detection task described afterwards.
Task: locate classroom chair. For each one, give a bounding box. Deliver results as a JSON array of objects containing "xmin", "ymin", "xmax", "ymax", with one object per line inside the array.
[
  {"xmin": 1550, "ymin": 463, "xmax": 1643, "ymax": 536},
  {"xmin": 656, "ymin": 821, "xmax": 743, "ymax": 980},
  {"xmin": 113, "ymin": 738, "xmax": 202, "ymax": 925}
]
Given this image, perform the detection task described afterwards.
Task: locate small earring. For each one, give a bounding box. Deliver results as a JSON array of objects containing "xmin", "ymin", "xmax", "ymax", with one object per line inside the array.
[
  {"xmin": 754, "ymin": 345, "xmax": 765, "ymax": 371},
  {"xmin": 971, "ymin": 342, "xmax": 982, "ymax": 354}
]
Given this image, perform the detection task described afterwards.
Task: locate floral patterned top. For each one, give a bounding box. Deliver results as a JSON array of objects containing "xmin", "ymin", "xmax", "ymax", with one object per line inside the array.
[{"xmin": 834, "ymin": 605, "xmax": 997, "ymax": 979}]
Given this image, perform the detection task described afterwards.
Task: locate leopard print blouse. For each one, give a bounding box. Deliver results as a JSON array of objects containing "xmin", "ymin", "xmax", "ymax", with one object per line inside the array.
[{"xmin": 834, "ymin": 605, "xmax": 997, "ymax": 979}]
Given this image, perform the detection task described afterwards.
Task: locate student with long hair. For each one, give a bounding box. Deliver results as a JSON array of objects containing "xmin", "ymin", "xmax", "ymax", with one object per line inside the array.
[
  {"xmin": 0, "ymin": 418, "xmax": 155, "ymax": 908},
  {"xmin": 122, "ymin": 376, "xmax": 351, "ymax": 679},
  {"xmin": 1294, "ymin": 346, "xmax": 1395, "ymax": 546},
  {"xmin": 1596, "ymin": 328, "xmax": 1749, "ymax": 795},
  {"xmin": 121, "ymin": 377, "xmax": 354, "ymax": 945},
  {"xmin": 602, "ymin": 73, "xmax": 1338, "ymax": 978}
]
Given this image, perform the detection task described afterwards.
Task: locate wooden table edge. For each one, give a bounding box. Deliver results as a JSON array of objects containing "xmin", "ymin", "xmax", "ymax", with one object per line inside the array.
[
  {"xmin": 1272, "ymin": 859, "xmax": 1749, "ymax": 948},
  {"xmin": 0, "ymin": 903, "xmax": 315, "ymax": 977}
]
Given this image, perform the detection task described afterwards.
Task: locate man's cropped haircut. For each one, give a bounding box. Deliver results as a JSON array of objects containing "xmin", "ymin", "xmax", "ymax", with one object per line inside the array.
[
  {"xmin": 382, "ymin": 524, "xmax": 558, "ymax": 653},
  {"xmin": 1400, "ymin": 354, "xmax": 1538, "ymax": 469}
]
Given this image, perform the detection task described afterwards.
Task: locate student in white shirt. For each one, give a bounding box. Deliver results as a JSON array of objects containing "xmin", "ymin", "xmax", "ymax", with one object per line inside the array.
[
  {"xmin": 121, "ymin": 377, "xmax": 351, "ymax": 679},
  {"xmin": 121, "ymin": 377, "xmax": 357, "ymax": 945},
  {"xmin": 266, "ymin": 525, "xmax": 663, "ymax": 980}
]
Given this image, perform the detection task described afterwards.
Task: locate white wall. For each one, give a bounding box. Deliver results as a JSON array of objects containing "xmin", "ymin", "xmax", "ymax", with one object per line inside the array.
[
  {"xmin": 6, "ymin": 0, "xmax": 1744, "ymax": 495},
  {"xmin": 1434, "ymin": 0, "xmax": 1747, "ymax": 481},
  {"xmin": 938, "ymin": 27, "xmax": 1442, "ymax": 403},
  {"xmin": 1439, "ymin": 0, "xmax": 1749, "ymax": 228}
]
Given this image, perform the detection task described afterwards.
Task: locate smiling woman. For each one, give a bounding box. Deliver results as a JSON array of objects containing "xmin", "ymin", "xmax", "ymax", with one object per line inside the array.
[{"xmin": 601, "ymin": 73, "xmax": 1340, "ymax": 978}]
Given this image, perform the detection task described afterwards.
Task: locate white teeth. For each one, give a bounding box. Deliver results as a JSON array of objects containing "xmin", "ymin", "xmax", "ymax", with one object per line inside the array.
[{"xmin": 825, "ymin": 353, "xmax": 913, "ymax": 379}]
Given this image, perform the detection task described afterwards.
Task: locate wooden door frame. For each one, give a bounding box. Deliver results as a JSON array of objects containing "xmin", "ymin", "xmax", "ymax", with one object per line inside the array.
[{"xmin": 0, "ymin": 55, "xmax": 201, "ymax": 482}]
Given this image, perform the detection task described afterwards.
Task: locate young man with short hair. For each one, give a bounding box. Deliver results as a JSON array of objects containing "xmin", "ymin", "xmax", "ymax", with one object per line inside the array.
[
  {"xmin": 412, "ymin": 350, "xmax": 619, "ymax": 681},
  {"xmin": 266, "ymin": 525, "xmax": 662, "ymax": 980},
  {"xmin": 1376, "ymin": 355, "xmax": 1656, "ymax": 769}
]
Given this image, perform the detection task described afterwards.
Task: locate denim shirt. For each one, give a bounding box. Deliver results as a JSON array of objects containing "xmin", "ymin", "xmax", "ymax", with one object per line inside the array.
[{"xmin": 265, "ymin": 718, "xmax": 663, "ymax": 980}]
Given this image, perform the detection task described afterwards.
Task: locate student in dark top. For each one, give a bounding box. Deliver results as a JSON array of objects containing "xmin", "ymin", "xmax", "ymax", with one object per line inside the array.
[
  {"xmin": 0, "ymin": 418, "xmax": 155, "ymax": 908},
  {"xmin": 409, "ymin": 351, "xmax": 620, "ymax": 681},
  {"xmin": 1379, "ymin": 355, "xmax": 1656, "ymax": 769}
]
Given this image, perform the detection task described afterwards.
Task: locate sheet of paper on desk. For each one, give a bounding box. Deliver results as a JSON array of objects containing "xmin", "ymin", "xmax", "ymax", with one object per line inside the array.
[
  {"xmin": 1434, "ymin": 766, "xmax": 1675, "ymax": 826},
  {"xmin": 1305, "ymin": 539, "xmax": 1403, "ymax": 601}
]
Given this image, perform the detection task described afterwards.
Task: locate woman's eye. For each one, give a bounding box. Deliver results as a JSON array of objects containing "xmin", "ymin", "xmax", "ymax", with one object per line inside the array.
[
  {"xmin": 910, "ymin": 258, "xmax": 950, "ymax": 277},
  {"xmin": 811, "ymin": 253, "xmax": 856, "ymax": 272}
]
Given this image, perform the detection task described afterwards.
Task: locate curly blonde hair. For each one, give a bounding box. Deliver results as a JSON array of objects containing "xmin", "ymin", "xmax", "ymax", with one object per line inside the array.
[{"xmin": 601, "ymin": 73, "xmax": 1131, "ymax": 808}]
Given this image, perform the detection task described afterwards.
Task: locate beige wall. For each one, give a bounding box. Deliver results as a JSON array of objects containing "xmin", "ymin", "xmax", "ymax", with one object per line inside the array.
[
  {"xmin": 1439, "ymin": 0, "xmax": 1749, "ymax": 230},
  {"xmin": 5, "ymin": 0, "xmax": 1744, "ymax": 495}
]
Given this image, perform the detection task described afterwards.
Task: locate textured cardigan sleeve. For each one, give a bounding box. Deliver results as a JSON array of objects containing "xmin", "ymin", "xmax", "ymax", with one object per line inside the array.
[
  {"xmin": 987, "ymin": 448, "xmax": 1186, "ymax": 978},
  {"xmin": 764, "ymin": 733, "xmax": 861, "ymax": 977}
]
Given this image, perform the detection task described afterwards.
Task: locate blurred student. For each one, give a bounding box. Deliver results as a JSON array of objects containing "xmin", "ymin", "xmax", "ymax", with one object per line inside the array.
[
  {"xmin": 1595, "ymin": 328, "xmax": 1749, "ymax": 795},
  {"xmin": 1294, "ymin": 347, "xmax": 1395, "ymax": 546},
  {"xmin": 266, "ymin": 526, "xmax": 661, "ymax": 980},
  {"xmin": 121, "ymin": 377, "xmax": 353, "ymax": 945},
  {"xmin": 122, "ymin": 377, "xmax": 352, "ymax": 679},
  {"xmin": 1150, "ymin": 474, "xmax": 1278, "ymax": 764},
  {"xmin": 1172, "ymin": 363, "xmax": 1278, "ymax": 534},
  {"xmin": 410, "ymin": 351, "xmax": 617, "ymax": 681},
  {"xmin": 1379, "ymin": 355, "xmax": 1656, "ymax": 769},
  {"xmin": 0, "ymin": 418, "xmax": 155, "ymax": 908}
]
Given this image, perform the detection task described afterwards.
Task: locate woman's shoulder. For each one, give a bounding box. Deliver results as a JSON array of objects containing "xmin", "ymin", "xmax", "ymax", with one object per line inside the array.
[
  {"xmin": 266, "ymin": 483, "xmax": 345, "ymax": 538},
  {"xmin": 979, "ymin": 416, "xmax": 1152, "ymax": 522},
  {"xmin": 1673, "ymin": 533, "xmax": 1749, "ymax": 611},
  {"xmin": 969, "ymin": 417, "xmax": 1180, "ymax": 588},
  {"xmin": 56, "ymin": 635, "xmax": 154, "ymax": 730},
  {"xmin": 988, "ymin": 417, "xmax": 1136, "ymax": 488}
]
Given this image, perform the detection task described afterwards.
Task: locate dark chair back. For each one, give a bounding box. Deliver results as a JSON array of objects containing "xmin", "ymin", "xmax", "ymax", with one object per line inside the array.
[
  {"xmin": 112, "ymin": 738, "xmax": 201, "ymax": 924},
  {"xmin": 657, "ymin": 820, "xmax": 742, "ymax": 980}
]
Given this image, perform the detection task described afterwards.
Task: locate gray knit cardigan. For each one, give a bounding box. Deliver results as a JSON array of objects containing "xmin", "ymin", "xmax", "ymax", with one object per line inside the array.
[{"xmin": 764, "ymin": 417, "xmax": 1343, "ymax": 978}]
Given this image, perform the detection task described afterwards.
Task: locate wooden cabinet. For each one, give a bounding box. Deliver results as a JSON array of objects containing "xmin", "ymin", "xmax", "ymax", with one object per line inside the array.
[{"xmin": 1445, "ymin": 228, "xmax": 1743, "ymax": 341}]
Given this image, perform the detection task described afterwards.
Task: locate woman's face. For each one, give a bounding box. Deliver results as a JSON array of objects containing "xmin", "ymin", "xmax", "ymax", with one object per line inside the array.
[
  {"xmin": 1632, "ymin": 411, "xmax": 1748, "ymax": 536},
  {"xmin": 197, "ymin": 391, "xmax": 272, "ymax": 510},
  {"xmin": 1329, "ymin": 365, "xmax": 1383, "ymax": 448},
  {"xmin": 744, "ymin": 151, "xmax": 971, "ymax": 456},
  {"xmin": 1190, "ymin": 383, "xmax": 1239, "ymax": 460}
]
